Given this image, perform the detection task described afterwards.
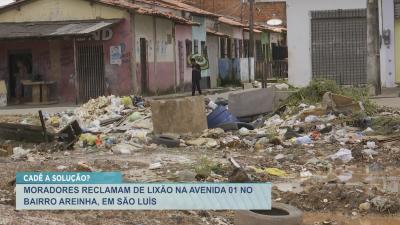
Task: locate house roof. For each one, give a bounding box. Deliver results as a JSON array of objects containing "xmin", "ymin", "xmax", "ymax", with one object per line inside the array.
[
  {"xmin": 0, "ymin": 0, "xmax": 140, "ymax": 11},
  {"xmin": 156, "ymin": 0, "xmax": 219, "ymax": 17},
  {"xmin": 206, "ymin": 28, "xmax": 230, "ymax": 37},
  {"xmin": 136, "ymin": 7, "xmax": 199, "ymax": 25},
  {"xmin": 218, "ymin": 17, "xmax": 246, "ymax": 27},
  {"xmin": 0, "ymin": 0, "xmax": 196, "ymax": 25},
  {"xmin": 0, "ymin": 19, "xmax": 121, "ymax": 40},
  {"xmin": 255, "ymin": 24, "xmax": 287, "ymax": 33},
  {"xmin": 243, "ymin": 27, "xmax": 262, "ymax": 33}
]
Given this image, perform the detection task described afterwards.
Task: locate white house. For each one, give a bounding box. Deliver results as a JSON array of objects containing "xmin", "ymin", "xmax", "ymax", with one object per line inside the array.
[{"xmin": 286, "ymin": 0, "xmax": 397, "ymax": 88}]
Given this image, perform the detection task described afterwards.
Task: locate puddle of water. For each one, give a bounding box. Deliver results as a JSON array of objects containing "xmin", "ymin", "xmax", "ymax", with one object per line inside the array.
[
  {"xmin": 304, "ymin": 212, "xmax": 400, "ymax": 225},
  {"xmin": 334, "ymin": 166, "xmax": 400, "ymax": 193}
]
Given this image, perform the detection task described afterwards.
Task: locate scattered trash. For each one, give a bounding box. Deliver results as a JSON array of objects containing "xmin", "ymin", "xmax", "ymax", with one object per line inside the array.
[
  {"xmin": 79, "ymin": 133, "xmax": 97, "ymax": 146},
  {"xmin": 295, "ymin": 136, "xmax": 312, "ymax": 145},
  {"xmin": 359, "ymin": 202, "xmax": 371, "ymax": 212},
  {"xmin": 329, "ymin": 148, "xmax": 353, "ymax": 163},
  {"xmin": 238, "ymin": 127, "xmax": 250, "ymax": 136},
  {"xmin": 366, "ymin": 141, "xmax": 376, "ymax": 149},
  {"xmin": 0, "ymin": 145, "xmax": 12, "ymax": 157},
  {"xmin": 274, "ymin": 154, "xmax": 286, "ymax": 161},
  {"xmin": 186, "ymin": 138, "xmax": 207, "ymax": 146},
  {"xmin": 11, "ymin": 147, "xmax": 30, "ymax": 160},
  {"xmin": 112, "ymin": 143, "xmax": 136, "ymax": 155},
  {"xmin": 300, "ymin": 170, "xmax": 313, "ymax": 178},
  {"xmin": 207, "ymin": 105, "xmax": 239, "ymax": 129},
  {"xmin": 149, "ymin": 162, "xmax": 162, "ymax": 170},
  {"xmin": 250, "ymin": 167, "xmax": 288, "ymax": 177},
  {"xmin": 362, "ymin": 149, "xmax": 378, "ymax": 156}
]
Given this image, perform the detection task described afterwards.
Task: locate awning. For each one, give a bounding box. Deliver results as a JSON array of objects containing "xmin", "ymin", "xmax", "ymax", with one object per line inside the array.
[{"xmin": 0, "ymin": 19, "xmax": 121, "ymax": 40}]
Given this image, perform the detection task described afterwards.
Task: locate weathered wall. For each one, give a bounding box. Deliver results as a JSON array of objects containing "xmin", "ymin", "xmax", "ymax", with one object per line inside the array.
[
  {"xmin": 396, "ymin": 19, "xmax": 400, "ymax": 83},
  {"xmin": 218, "ymin": 58, "xmax": 240, "ymax": 85},
  {"xmin": 240, "ymin": 58, "xmax": 255, "ymax": 82},
  {"xmin": 0, "ymin": 0, "xmax": 128, "ymax": 22},
  {"xmin": 286, "ymin": 0, "xmax": 366, "ymax": 87},
  {"xmin": 378, "ymin": 0, "xmax": 396, "ymax": 87},
  {"xmin": 102, "ymin": 19, "xmax": 133, "ymax": 97},
  {"xmin": 192, "ymin": 15, "xmax": 209, "ymax": 84},
  {"xmin": 175, "ymin": 24, "xmax": 193, "ymax": 90},
  {"xmin": 135, "ymin": 14, "xmax": 176, "ymax": 94},
  {"xmin": 207, "ymin": 35, "xmax": 219, "ymax": 88},
  {"xmin": 0, "ymin": 39, "xmax": 76, "ymax": 102},
  {"xmin": 0, "ymin": 0, "xmax": 134, "ymax": 102}
]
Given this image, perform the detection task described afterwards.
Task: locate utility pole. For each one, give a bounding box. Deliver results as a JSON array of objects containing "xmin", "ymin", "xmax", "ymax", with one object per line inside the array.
[
  {"xmin": 367, "ymin": 0, "xmax": 381, "ymax": 95},
  {"xmin": 240, "ymin": 0, "xmax": 243, "ymax": 23},
  {"xmin": 248, "ymin": 0, "xmax": 255, "ymax": 83}
]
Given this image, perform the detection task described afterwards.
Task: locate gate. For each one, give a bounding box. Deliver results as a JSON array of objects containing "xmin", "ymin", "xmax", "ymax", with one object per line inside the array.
[
  {"xmin": 76, "ymin": 44, "xmax": 105, "ymax": 102},
  {"xmin": 311, "ymin": 9, "xmax": 367, "ymax": 85}
]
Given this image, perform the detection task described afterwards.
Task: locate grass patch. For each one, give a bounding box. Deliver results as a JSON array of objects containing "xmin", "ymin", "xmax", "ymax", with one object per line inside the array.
[{"xmin": 282, "ymin": 79, "xmax": 378, "ymax": 115}]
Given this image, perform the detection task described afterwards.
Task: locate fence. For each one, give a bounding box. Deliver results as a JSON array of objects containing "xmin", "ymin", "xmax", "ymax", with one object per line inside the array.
[{"xmin": 255, "ymin": 60, "xmax": 288, "ymax": 82}]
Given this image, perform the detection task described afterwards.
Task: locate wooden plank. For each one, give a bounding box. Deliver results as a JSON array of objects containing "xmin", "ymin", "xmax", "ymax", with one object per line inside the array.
[
  {"xmin": 0, "ymin": 123, "xmax": 54, "ymax": 143},
  {"xmin": 31, "ymin": 85, "xmax": 40, "ymax": 103},
  {"xmin": 41, "ymin": 84, "xmax": 49, "ymax": 102}
]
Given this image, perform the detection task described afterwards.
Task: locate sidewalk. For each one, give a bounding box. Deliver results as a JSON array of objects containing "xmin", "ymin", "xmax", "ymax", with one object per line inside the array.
[
  {"xmin": 0, "ymin": 87, "xmax": 241, "ymax": 115},
  {"xmin": 370, "ymin": 87, "xmax": 400, "ymax": 109},
  {"xmin": 0, "ymin": 104, "xmax": 77, "ymax": 115},
  {"xmin": 147, "ymin": 87, "xmax": 240, "ymax": 100}
]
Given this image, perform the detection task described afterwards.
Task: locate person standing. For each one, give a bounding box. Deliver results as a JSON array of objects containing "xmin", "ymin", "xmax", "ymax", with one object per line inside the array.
[{"xmin": 191, "ymin": 58, "xmax": 202, "ymax": 96}]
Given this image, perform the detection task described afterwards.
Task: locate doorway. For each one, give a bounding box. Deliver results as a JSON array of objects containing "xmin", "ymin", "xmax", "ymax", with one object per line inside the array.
[
  {"xmin": 76, "ymin": 44, "xmax": 105, "ymax": 103},
  {"xmin": 139, "ymin": 38, "xmax": 148, "ymax": 94},
  {"xmin": 8, "ymin": 51, "xmax": 32, "ymax": 101}
]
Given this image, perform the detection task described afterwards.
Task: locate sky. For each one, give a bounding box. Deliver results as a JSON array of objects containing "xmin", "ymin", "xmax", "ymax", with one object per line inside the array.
[{"xmin": 0, "ymin": 0, "xmax": 14, "ymax": 7}]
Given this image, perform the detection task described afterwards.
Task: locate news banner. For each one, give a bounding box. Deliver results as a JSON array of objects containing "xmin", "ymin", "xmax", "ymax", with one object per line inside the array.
[{"xmin": 16, "ymin": 172, "xmax": 272, "ymax": 210}]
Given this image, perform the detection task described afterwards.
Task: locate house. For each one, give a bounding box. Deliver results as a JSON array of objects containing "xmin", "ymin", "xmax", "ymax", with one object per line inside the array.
[
  {"xmin": 154, "ymin": 0, "xmax": 220, "ymax": 89},
  {"xmin": 0, "ymin": 0, "xmax": 197, "ymax": 105},
  {"xmin": 135, "ymin": 0, "xmax": 220, "ymax": 90},
  {"xmin": 286, "ymin": 0, "xmax": 397, "ymax": 89},
  {"xmin": 133, "ymin": 8, "xmax": 197, "ymax": 95}
]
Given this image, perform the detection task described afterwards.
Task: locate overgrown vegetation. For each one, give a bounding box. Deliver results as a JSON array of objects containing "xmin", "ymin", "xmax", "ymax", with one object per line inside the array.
[
  {"xmin": 371, "ymin": 116, "xmax": 400, "ymax": 135},
  {"xmin": 193, "ymin": 156, "xmax": 226, "ymax": 179},
  {"xmin": 281, "ymin": 79, "xmax": 378, "ymax": 115}
]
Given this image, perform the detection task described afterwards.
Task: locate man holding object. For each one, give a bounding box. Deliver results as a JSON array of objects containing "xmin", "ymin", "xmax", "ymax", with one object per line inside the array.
[{"xmin": 191, "ymin": 58, "xmax": 202, "ymax": 96}]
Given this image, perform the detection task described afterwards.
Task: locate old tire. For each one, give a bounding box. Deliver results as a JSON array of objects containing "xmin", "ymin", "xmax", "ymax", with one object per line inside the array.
[
  {"xmin": 152, "ymin": 135, "xmax": 180, "ymax": 148},
  {"xmin": 216, "ymin": 122, "xmax": 239, "ymax": 131},
  {"xmin": 234, "ymin": 203, "xmax": 303, "ymax": 225}
]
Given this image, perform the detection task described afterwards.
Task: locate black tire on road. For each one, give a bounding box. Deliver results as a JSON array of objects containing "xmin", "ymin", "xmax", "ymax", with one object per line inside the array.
[
  {"xmin": 152, "ymin": 135, "xmax": 180, "ymax": 148},
  {"xmin": 234, "ymin": 203, "xmax": 303, "ymax": 225}
]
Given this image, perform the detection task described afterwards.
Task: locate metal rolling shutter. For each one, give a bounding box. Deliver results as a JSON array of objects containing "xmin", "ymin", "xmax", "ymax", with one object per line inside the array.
[{"xmin": 311, "ymin": 9, "xmax": 367, "ymax": 85}]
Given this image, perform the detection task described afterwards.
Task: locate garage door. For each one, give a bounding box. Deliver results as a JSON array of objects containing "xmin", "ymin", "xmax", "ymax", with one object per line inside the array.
[{"xmin": 311, "ymin": 9, "xmax": 367, "ymax": 85}]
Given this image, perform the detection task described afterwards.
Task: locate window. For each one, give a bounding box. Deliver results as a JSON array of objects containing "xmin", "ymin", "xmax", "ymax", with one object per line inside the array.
[
  {"xmin": 201, "ymin": 41, "xmax": 207, "ymax": 58},
  {"xmin": 234, "ymin": 39, "xmax": 238, "ymax": 58},
  {"xmin": 256, "ymin": 40, "xmax": 263, "ymax": 61},
  {"xmin": 244, "ymin": 40, "xmax": 249, "ymax": 58},
  {"xmin": 194, "ymin": 39, "xmax": 199, "ymax": 54},
  {"xmin": 185, "ymin": 39, "xmax": 192, "ymax": 66},
  {"xmin": 239, "ymin": 40, "xmax": 243, "ymax": 58},
  {"xmin": 220, "ymin": 38, "xmax": 226, "ymax": 58},
  {"xmin": 227, "ymin": 38, "xmax": 232, "ymax": 58}
]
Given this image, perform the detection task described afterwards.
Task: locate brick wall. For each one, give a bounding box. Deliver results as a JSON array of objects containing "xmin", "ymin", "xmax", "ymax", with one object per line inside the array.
[{"xmin": 183, "ymin": 0, "xmax": 286, "ymax": 24}]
